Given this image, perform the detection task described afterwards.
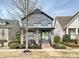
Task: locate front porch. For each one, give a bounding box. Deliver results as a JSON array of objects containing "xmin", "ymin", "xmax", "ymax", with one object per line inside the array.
[
  {"xmin": 28, "ymin": 28, "xmax": 53, "ymax": 42},
  {"xmin": 27, "ymin": 28, "xmax": 54, "ymax": 48},
  {"xmin": 66, "ymin": 28, "xmax": 79, "ymax": 39}
]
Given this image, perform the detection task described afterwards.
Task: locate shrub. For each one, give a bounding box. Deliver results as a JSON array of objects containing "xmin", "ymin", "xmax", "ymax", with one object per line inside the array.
[
  {"xmin": 60, "ymin": 42, "xmax": 66, "ymax": 45},
  {"xmin": 9, "ymin": 42, "xmax": 19, "ymax": 49},
  {"xmin": 29, "ymin": 43, "xmax": 35, "ymax": 48},
  {"xmin": 53, "ymin": 43, "xmax": 66, "ymax": 49},
  {"xmin": 28, "ymin": 40, "xmax": 42, "ymax": 49},
  {"xmin": 62, "ymin": 34, "xmax": 70, "ymax": 43},
  {"xmin": 54, "ymin": 36, "xmax": 61, "ymax": 43},
  {"xmin": 19, "ymin": 44, "xmax": 25, "ymax": 49}
]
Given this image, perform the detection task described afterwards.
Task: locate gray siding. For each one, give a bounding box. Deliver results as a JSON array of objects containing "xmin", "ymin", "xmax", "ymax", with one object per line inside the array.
[{"xmin": 23, "ymin": 13, "xmax": 53, "ymax": 28}]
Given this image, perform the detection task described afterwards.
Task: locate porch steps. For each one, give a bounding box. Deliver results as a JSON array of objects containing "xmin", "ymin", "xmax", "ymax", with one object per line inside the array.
[{"xmin": 42, "ymin": 43, "xmax": 53, "ymax": 49}]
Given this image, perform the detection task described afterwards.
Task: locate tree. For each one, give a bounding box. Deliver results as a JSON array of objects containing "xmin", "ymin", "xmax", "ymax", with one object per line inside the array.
[{"xmin": 6, "ymin": 0, "xmax": 37, "ymax": 50}]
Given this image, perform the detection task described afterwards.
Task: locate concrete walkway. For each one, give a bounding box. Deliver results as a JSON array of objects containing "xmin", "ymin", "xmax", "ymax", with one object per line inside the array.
[{"xmin": 42, "ymin": 43, "xmax": 53, "ymax": 49}]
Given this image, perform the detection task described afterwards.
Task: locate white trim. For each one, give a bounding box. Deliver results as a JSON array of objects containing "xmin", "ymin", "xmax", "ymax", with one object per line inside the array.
[
  {"xmin": 64, "ymin": 13, "xmax": 79, "ymax": 28},
  {"xmin": 66, "ymin": 28, "xmax": 68, "ymax": 34},
  {"xmin": 76, "ymin": 28, "xmax": 78, "ymax": 35}
]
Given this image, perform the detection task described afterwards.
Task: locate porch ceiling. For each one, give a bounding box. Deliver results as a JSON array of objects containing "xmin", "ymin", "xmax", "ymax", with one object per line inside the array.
[{"xmin": 28, "ymin": 28, "xmax": 54, "ymax": 31}]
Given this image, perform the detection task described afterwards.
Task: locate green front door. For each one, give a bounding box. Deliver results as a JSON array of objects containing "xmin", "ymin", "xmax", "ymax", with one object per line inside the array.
[
  {"xmin": 41, "ymin": 31, "xmax": 49, "ymax": 43},
  {"xmin": 41, "ymin": 32, "xmax": 49, "ymax": 40},
  {"xmin": 42, "ymin": 32, "xmax": 46, "ymax": 40}
]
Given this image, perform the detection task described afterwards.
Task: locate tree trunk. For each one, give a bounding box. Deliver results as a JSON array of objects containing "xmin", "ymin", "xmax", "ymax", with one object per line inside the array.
[
  {"xmin": 20, "ymin": 29, "xmax": 24, "ymax": 44},
  {"xmin": 25, "ymin": 0, "xmax": 29, "ymax": 50},
  {"xmin": 25, "ymin": 24, "xmax": 28, "ymax": 50}
]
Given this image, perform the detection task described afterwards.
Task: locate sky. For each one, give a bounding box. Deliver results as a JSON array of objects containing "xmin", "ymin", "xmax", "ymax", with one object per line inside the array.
[{"xmin": 0, "ymin": 0, "xmax": 79, "ymax": 19}]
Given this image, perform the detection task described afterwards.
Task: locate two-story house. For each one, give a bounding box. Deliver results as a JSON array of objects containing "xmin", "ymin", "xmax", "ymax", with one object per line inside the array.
[
  {"xmin": 22, "ymin": 9, "xmax": 54, "ymax": 44},
  {"xmin": 54, "ymin": 12, "xmax": 79, "ymax": 40},
  {"xmin": 0, "ymin": 19, "xmax": 20, "ymax": 47}
]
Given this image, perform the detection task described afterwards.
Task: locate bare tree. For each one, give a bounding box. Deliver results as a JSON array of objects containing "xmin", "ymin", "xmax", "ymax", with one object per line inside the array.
[{"xmin": 6, "ymin": 0, "xmax": 37, "ymax": 50}]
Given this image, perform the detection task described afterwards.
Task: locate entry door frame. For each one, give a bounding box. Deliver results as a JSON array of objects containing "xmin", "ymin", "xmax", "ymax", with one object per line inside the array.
[{"xmin": 41, "ymin": 30, "xmax": 50, "ymax": 43}]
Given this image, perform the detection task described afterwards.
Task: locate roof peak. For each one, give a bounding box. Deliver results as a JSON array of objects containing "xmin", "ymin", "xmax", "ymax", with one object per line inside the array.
[{"xmin": 33, "ymin": 8, "xmax": 42, "ymax": 13}]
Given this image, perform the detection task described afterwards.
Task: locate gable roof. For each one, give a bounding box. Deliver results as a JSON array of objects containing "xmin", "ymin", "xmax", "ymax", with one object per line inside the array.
[
  {"xmin": 0, "ymin": 19, "xmax": 19, "ymax": 29},
  {"xmin": 64, "ymin": 11, "xmax": 79, "ymax": 28},
  {"xmin": 56, "ymin": 16, "xmax": 72, "ymax": 29},
  {"xmin": 22, "ymin": 8, "xmax": 53, "ymax": 21},
  {"xmin": 56, "ymin": 11, "xmax": 79, "ymax": 29}
]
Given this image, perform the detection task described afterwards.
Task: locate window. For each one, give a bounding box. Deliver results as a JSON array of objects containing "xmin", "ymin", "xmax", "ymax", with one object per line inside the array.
[
  {"xmin": 28, "ymin": 21, "xmax": 33, "ymax": 26},
  {"xmin": 41, "ymin": 21, "xmax": 48, "ymax": 26},
  {"xmin": 2, "ymin": 30, "xmax": 5, "ymax": 36},
  {"xmin": 69, "ymin": 28, "xmax": 76, "ymax": 35}
]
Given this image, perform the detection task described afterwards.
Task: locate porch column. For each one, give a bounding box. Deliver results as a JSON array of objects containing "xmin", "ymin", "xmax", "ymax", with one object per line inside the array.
[
  {"xmin": 51, "ymin": 29, "xmax": 54, "ymax": 44},
  {"xmin": 36, "ymin": 29, "xmax": 39, "ymax": 45},
  {"xmin": 76, "ymin": 28, "xmax": 78, "ymax": 35},
  {"xmin": 66, "ymin": 28, "xmax": 69, "ymax": 34},
  {"xmin": 36, "ymin": 29, "xmax": 39, "ymax": 40},
  {"xmin": 76, "ymin": 28, "xmax": 79, "ymax": 44}
]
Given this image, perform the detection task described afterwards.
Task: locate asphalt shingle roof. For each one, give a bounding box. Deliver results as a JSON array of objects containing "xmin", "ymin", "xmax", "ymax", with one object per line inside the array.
[
  {"xmin": 56, "ymin": 16, "xmax": 72, "ymax": 29},
  {"xmin": 0, "ymin": 19, "xmax": 19, "ymax": 29},
  {"xmin": 56, "ymin": 11, "xmax": 79, "ymax": 29}
]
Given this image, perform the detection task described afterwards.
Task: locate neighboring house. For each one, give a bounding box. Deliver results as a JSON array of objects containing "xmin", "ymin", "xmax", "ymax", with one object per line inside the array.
[
  {"xmin": 54, "ymin": 12, "xmax": 79, "ymax": 40},
  {"xmin": 22, "ymin": 9, "xmax": 54, "ymax": 44},
  {"xmin": 0, "ymin": 19, "xmax": 20, "ymax": 47}
]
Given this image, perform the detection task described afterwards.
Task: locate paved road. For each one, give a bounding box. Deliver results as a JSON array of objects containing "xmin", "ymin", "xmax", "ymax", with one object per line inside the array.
[{"xmin": 0, "ymin": 57, "xmax": 79, "ymax": 59}]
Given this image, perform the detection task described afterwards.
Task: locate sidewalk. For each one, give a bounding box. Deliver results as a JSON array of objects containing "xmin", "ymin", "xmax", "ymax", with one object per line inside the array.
[
  {"xmin": 1, "ymin": 57, "xmax": 79, "ymax": 59},
  {"xmin": 0, "ymin": 49, "xmax": 79, "ymax": 58}
]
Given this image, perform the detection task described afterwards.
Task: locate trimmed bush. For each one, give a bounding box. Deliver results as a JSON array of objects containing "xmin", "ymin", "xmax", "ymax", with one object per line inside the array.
[
  {"xmin": 28, "ymin": 40, "xmax": 42, "ymax": 49},
  {"xmin": 54, "ymin": 36, "xmax": 61, "ymax": 43},
  {"xmin": 53, "ymin": 43, "xmax": 66, "ymax": 49},
  {"xmin": 60, "ymin": 42, "xmax": 67, "ymax": 45},
  {"xmin": 29, "ymin": 43, "xmax": 35, "ymax": 48},
  {"xmin": 19, "ymin": 44, "xmax": 25, "ymax": 49},
  {"xmin": 62, "ymin": 34, "xmax": 70, "ymax": 43},
  {"xmin": 9, "ymin": 42, "xmax": 19, "ymax": 49}
]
